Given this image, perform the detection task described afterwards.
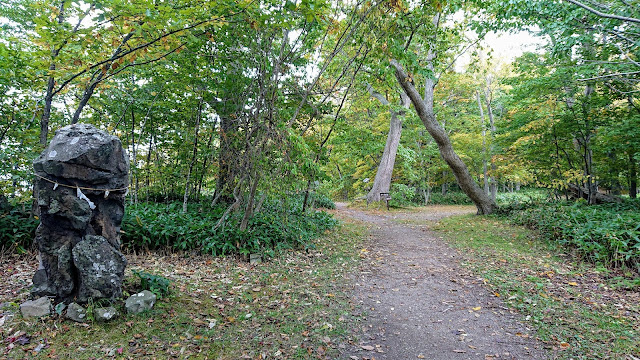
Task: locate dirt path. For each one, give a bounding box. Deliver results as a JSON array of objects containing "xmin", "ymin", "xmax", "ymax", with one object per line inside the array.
[{"xmin": 337, "ymin": 203, "xmax": 546, "ymax": 360}]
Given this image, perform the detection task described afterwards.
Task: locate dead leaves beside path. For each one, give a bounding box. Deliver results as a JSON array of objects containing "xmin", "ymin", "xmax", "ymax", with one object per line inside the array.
[
  {"xmin": 434, "ymin": 215, "xmax": 640, "ymax": 359},
  {"xmin": 0, "ymin": 223, "xmax": 366, "ymax": 359}
]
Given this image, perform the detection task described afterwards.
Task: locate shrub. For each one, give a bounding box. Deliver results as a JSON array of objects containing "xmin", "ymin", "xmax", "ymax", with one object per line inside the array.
[
  {"xmin": 0, "ymin": 201, "xmax": 38, "ymax": 254},
  {"xmin": 428, "ymin": 191, "xmax": 473, "ymax": 205},
  {"xmin": 121, "ymin": 199, "xmax": 338, "ymax": 256},
  {"xmin": 510, "ymin": 199, "xmax": 640, "ymax": 272},
  {"xmin": 310, "ymin": 192, "xmax": 336, "ymax": 209},
  {"xmin": 390, "ymin": 184, "xmax": 421, "ymax": 206},
  {"xmin": 133, "ymin": 270, "xmax": 171, "ymax": 298}
]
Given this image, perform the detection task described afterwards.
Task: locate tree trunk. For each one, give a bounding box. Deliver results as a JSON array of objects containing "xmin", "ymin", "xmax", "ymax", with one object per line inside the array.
[
  {"xmin": 630, "ymin": 151, "xmax": 637, "ymax": 199},
  {"xmin": 213, "ymin": 115, "xmax": 238, "ymax": 206},
  {"xmin": 390, "ymin": 59, "xmax": 496, "ymax": 215},
  {"xmin": 145, "ymin": 132, "xmax": 154, "ymax": 202},
  {"xmin": 366, "ymin": 86, "xmax": 410, "ymax": 203},
  {"xmin": 239, "ymin": 172, "xmax": 260, "ymax": 231},
  {"xmin": 568, "ymin": 183, "xmax": 621, "ymax": 204},
  {"xmin": 484, "ymin": 86, "xmax": 498, "ymax": 201},
  {"xmin": 130, "ymin": 107, "xmax": 138, "ymax": 204},
  {"xmin": 477, "ymin": 91, "xmax": 489, "ymax": 195},
  {"xmin": 423, "ymin": 187, "xmax": 431, "ymax": 205},
  {"xmin": 183, "ymin": 100, "xmax": 202, "ymax": 212}
]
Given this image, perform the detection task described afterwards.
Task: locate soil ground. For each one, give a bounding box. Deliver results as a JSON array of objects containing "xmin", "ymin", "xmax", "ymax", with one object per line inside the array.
[{"xmin": 336, "ymin": 203, "xmax": 547, "ymax": 360}]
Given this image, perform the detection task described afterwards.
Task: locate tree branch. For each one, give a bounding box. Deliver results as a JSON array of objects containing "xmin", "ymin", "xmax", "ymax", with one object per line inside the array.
[{"xmin": 563, "ymin": 0, "xmax": 640, "ymax": 24}]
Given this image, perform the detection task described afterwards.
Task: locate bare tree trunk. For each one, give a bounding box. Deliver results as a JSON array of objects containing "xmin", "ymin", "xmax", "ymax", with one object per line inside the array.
[
  {"xmin": 484, "ymin": 85, "xmax": 498, "ymax": 201},
  {"xmin": 366, "ymin": 86, "xmax": 410, "ymax": 203},
  {"xmin": 183, "ymin": 99, "xmax": 202, "ymax": 212},
  {"xmin": 145, "ymin": 132, "xmax": 153, "ymax": 202},
  {"xmin": 130, "ymin": 107, "xmax": 138, "ymax": 204},
  {"xmin": 477, "ymin": 91, "xmax": 489, "ymax": 195},
  {"xmin": 441, "ymin": 175, "xmax": 447, "ymax": 196},
  {"xmin": 422, "ymin": 187, "xmax": 431, "ymax": 205},
  {"xmin": 213, "ymin": 115, "xmax": 238, "ymax": 206},
  {"xmin": 630, "ymin": 151, "xmax": 637, "ymax": 199},
  {"xmin": 239, "ymin": 172, "xmax": 260, "ymax": 231},
  {"xmin": 390, "ymin": 59, "xmax": 496, "ymax": 214}
]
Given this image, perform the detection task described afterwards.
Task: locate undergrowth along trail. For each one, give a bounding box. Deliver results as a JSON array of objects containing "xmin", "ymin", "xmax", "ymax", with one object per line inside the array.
[{"xmin": 434, "ymin": 214, "xmax": 640, "ymax": 359}]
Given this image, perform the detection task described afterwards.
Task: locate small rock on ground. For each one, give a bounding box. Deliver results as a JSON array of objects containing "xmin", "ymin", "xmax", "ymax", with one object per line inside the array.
[
  {"xmin": 20, "ymin": 297, "xmax": 51, "ymax": 318},
  {"xmin": 94, "ymin": 306, "xmax": 118, "ymax": 322},
  {"xmin": 66, "ymin": 302, "xmax": 87, "ymax": 322},
  {"xmin": 125, "ymin": 290, "xmax": 156, "ymax": 314}
]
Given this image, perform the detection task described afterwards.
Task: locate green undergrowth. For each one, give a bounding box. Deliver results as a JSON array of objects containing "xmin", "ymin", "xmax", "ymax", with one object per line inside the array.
[
  {"xmin": 0, "ymin": 194, "xmax": 337, "ymax": 257},
  {"xmin": 2, "ymin": 222, "xmax": 366, "ymax": 359},
  {"xmin": 434, "ymin": 215, "xmax": 640, "ymax": 359},
  {"xmin": 118, "ymin": 199, "xmax": 338, "ymax": 256},
  {"xmin": 510, "ymin": 200, "xmax": 640, "ymax": 272},
  {"xmin": 0, "ymin": 203, "xmax": 37, "ymax": 255},
  {"xmin": 383, "ymin": 186, "xmax": 547, "ymax": 208}
]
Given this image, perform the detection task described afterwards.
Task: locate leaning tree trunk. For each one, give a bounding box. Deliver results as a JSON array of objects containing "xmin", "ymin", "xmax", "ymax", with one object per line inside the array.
[
  {"xmin": 390, "ymin": 59, "xmax": 496, "ymax": 215},
  {"xmin": 366, "ymin": 85, "xmax": 410, "ymax": 203}
]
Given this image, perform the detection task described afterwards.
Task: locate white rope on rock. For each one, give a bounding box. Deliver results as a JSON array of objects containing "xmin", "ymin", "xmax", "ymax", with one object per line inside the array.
[{"xmin": 33, "ymin": 173, "xmax": 129, "ymax": 201}]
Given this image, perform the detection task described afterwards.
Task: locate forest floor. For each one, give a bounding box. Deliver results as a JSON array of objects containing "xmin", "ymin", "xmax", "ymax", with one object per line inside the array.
[
  {"xmin": 335, "ymin": 203, "xmax": 546, "ymax": 360},
  {"xmin": 1, "ymin": 205, "xmax": 638, "ymax": 359}
]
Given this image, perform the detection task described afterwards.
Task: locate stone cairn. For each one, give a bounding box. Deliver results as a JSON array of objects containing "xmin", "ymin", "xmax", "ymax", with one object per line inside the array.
[{"xmin": 31, "ymin": 124, "xmax": 129, "ymax": 304}]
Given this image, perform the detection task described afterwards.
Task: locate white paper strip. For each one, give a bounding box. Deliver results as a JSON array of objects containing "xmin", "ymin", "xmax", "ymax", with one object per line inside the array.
[{"xmin": 76, "ymin": 187, "xmax": 96, "ymax": 210}]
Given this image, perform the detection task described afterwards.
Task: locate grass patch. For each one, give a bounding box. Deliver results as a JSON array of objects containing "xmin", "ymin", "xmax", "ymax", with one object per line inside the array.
[
  {"xmin": 433, "ymin": 214, "xmax": 640, "ymax": 360},
  {"xmin": 1, "ymin": 222, "xmax": 366, "ymax": 359}
]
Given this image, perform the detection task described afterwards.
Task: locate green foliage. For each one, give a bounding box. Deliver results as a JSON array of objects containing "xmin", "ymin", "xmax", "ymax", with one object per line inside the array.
[
  {"xmin": 429, "ymin": 191, "xmax": 474, "ymax": 205},
  {"xmin": 511, "ymin": 200, "xmax": 640, "ymax": 271},
  {"xmin": 132, "ymin": 270, "xmax": 171, "ymax": 299},
  {"xmin": 309, "ymin": 192, "xmax": 336, "ymax": 210},
  {"xmin": 0, "ymin": 200, "xmax": 37, "ymax": 254},
  {"xmin": 389, "ymin": 183, "xmax": 420, "ymax": 206},
  {"xmin": 121, "ymin": 200, "xmax": 338, "ymax": 256},
  {"xmin": 495, "ymin": 189, "xmax": 548, "ymax": 206}
]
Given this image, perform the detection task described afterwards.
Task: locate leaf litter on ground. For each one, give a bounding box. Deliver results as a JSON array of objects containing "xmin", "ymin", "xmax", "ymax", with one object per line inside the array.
[
  {"xmin": 0, "ymin": 222, "xmax": 367, "ymax": 359},
  {"xmin": 433, "ymin": 214, "xmax": 640, "ymax": 359}
]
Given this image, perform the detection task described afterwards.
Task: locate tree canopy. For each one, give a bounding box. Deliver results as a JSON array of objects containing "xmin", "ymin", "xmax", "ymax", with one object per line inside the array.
[{"xmin": 1, "ymin": 0, "xmax": 638, "ymax": 216}]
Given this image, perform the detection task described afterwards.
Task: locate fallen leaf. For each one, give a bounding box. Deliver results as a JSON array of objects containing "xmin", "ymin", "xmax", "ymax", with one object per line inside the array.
[
  {"xmin": 193, "ymin": 318, "xmax": 207, "ymax": 326},
  {"xmin": 560, "ymin": 342, "xmax": 570, "ymax": 349},
  {"xmin": 361, "ymin": 345, "xmax": 375, "ymax": 351},
  {"xmin": 453, "ymin": 349, "xmax": 466, "ymax": 353},
  {"xmin": 417, "ymin": 355, "xmax": 425, "ymax": 359},
  {"xmin": 472, "ymin": 306, "xmax": 482, "ymax": 311},
  {"xmin": 568, "ymin": 282, "xmax": 578, "ymax": 286}
]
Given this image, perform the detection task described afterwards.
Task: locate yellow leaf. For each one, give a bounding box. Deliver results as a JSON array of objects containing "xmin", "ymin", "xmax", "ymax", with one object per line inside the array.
[
  {"xmin": 568, "ymin": 282, "xmax": 578, "ymax": 286},
  {"xmin": 472, "ymin": 306, "xmax": 482, "ymax": 311}
]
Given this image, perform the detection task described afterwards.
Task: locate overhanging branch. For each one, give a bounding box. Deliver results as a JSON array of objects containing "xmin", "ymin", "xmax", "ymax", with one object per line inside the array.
[{"xmin": 563, "ymin": 0, "xmax": 640, "ymax": 24}]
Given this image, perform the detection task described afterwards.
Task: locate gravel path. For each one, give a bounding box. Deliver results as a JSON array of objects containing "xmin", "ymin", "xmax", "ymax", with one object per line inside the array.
[{"xmin": 337, "ymin": 204, "xmax": 546, "ymax": 360}]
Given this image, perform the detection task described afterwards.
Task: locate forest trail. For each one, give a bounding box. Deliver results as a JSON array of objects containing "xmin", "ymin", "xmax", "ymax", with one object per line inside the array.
[{"xmin": 336, "ymin": 203, "xmax": 546, "ymax": 360}]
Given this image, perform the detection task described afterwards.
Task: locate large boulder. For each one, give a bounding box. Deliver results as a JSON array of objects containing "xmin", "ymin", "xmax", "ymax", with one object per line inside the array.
[
  {"xmin": 72, "ymin": 235, "xmax": 127, "ymax": 303},
  {"xmin": 31, "ymin": 124, "xmax": 129, "ymax": 304}
]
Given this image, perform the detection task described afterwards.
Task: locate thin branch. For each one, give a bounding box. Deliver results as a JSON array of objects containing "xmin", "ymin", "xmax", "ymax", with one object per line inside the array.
[
  {"xmin": 577, "ymin": 70, "xmax": 640, "ymax": 81},
  {"xmin": 563, "ymin": 0, "xmax": 640, "ymax": 24}
]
